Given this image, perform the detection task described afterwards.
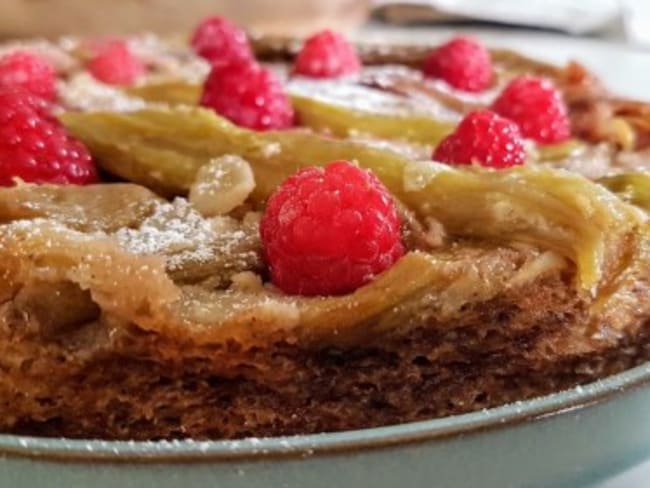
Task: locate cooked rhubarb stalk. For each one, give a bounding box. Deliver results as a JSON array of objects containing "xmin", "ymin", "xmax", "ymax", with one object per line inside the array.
[
  {"xmin": 599, "ymin": 173, "xmax": 650, "ymax": 212},
  {"xmin": 61, "ymin": 107, "xmax": 425, "ymax": 197},
  {"xmin": 288, "ymin": 80, "xmax": 457, "ymax": 145},
  {"xmin": 126, "ymin": 81, "xmax": 201, "ymax": 106},
  {"xmin": 61, "ymin": 107, "xmax": 643, "ymax": 291},
  {"xmin": 401, "ymin": 161, "xmax": 642, "ymax": 292},
  {"xmin": 290, "ymin": 93, "xmax": 455, "ymax": 145},
  {"xmin": 535, "ymin": 139, "xmax": 583, "ymax": 161}
]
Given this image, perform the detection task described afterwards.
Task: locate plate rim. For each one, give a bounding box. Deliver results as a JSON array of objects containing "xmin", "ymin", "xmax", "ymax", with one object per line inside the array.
[{"xmin": 2, "ymin": 360, "xmax": 650, "ymax": 463}]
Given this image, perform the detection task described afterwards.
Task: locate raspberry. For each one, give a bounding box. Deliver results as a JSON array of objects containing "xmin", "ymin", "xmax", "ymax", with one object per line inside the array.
[
  {"xmin": 0, "ymin": 84, "xmax": 50, "ymax": 114},
  {"xmin": 200, "ymin": 61, "xmax": 294, "ymax": 131},
  {"xmin": 422, "ymin": 36, "xmax": 492, "ymax": 92},
  {"xmin": 87, "ymin": 40, "xmax": 145, "ymax": 86},
  {"xmin": 0, "ymin": 50, "xmax": 56, "ymax": 101},
  {"xmin": 492, "ymin": 76, "xmax": 571, "ymax": 144},
  {"xmin": 293, "ymin": 30, "xmax": 361, "ymax": 78},
  {"xmin": 0, "ymin": 87, "xmax": 97, "ymax": 186},
  {"xmin": 260, "ymin": 161, "xmax": 405, "ymax": 296},
  {"xmin": 191, "ymin": 16, "xmax": 253, "ymax": 67},
  {"xmin": 432, "ymin": 110, "xmax": 525, "ymax": 168}
]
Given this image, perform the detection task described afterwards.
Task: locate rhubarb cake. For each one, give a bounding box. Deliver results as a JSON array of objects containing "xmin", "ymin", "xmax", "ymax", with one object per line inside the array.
[{"xmin": 1, "ymin": 19, "xmax": 650, "ymax": 440}]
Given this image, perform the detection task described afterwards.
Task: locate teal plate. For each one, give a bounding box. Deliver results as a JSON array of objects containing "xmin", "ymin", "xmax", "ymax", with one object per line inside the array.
[{"xmin": 2, "ymin": 360, "xmax": 650, "ymax": 488}]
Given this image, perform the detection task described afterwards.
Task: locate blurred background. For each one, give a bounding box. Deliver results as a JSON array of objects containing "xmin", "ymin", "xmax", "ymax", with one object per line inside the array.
[{"xmin": 0, "ymin": 0, "xmax": 649, "ymax": 46}]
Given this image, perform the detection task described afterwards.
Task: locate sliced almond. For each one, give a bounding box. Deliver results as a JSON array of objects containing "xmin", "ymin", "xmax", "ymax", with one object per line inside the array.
[{"xmin": 189, "ymin": 155, "xmax": 256, "ymax": 217}]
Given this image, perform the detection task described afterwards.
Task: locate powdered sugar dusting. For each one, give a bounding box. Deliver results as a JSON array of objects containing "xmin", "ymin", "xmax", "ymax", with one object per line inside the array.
[
  {"xmin": 3, "ymin": 218, "xmax": 94, "ymax": 242},
  {"xmin": 288, "ymin": 77, "xmax": 457, "ymax": 120},
  {"xmin": 114, "ymin": 198, "xmax": 216, "ymax": 271},
  {"xmin": 0, "ymin": 39, "xmax": 79, "ymax": 74},
  {"xmin": 0, "ymin": 188, "xmax": 261, "ymax": 287},
  {"xmin": 261, "ymin": 142, "xmax": 282, "ymax": 158},
  {"xmin": 58, "ymin": 72, "xmax": 147, "ymax": 112},
  {"xmin": 112, "ymin": 197, "xmax": 260, "ymax": 277}
]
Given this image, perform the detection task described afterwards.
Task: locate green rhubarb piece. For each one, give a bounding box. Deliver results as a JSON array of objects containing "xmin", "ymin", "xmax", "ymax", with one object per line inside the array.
[
  {"xmin": 290, "ymin": 93, "xmax": 455, "ymax": 145},
  {"xmin": 126, "ymin": 81, "xmax": 201, "ymax": 106},
  {"xmin": 599, "ymin": 173, "xmax": 650, "ymax": 212},
  {"xmin": 60, "ymin": 106, "xmax": 643, "ymax": 292}
]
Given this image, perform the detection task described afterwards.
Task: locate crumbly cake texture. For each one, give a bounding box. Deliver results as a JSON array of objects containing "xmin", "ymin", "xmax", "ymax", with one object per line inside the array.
[{"xmin": 1, "ymin": 33, "xmax": 650, "ymax": 440}]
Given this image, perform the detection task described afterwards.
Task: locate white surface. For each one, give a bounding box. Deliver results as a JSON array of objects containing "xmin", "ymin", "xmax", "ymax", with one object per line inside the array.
[
  {"xmin": 600, "ymin": 460, "xmax": 650, "ymax": 488},
  {"xmin": 374, "ymin": 0, "xmax": 620, "ymax": 34},
  {"xmin": 360, "ymin": 24, "xmax": 650, "ymax": 487},
  {"xmin": 374, "ymin": 0, "xmax": 650, "ymax": 44},
  {"xmin": 359, "ymin": 24, "xmax": 650, "ymax": 101},
  {"xmin": 621, "ymin": 0, "xmax": 650, "ymax": 45}
]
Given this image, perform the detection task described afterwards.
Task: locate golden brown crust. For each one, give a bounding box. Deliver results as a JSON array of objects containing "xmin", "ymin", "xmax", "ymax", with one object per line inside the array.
[{"xmin": 0, "ymin": 183, "xmax": 649, "ymax": 439}]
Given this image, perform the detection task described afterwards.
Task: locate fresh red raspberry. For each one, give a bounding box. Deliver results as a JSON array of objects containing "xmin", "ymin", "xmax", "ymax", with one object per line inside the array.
[
  {"xmin": 422, "ymin": 36, "xmax": 492, "ymax": 92},
  {"xmin": 0, "ymin": 83, "xmax": 50, "ymax": 114},
  {"xmin": 0, "ymin": 87, "xmax": 97, "ymax": 186},
  {"xmin": 492, "ymin": 76, "xmax": 571, "ymax": 144},
  {"xmin": 190, "ymin": 16, "xmax": 254, "ymax": 67},
  {"xmin": 293, "ymin": 30, "xmax": 361, "ymax": 78},
  {"xmin": 260, "ymin": 161, "xmax": 405, "ymax": 296},
  {"xmin": 200, "ymin": 61, "xmax": 294, "ymax": 131},
  {"xmin": 87, "ymin": 40, "xmax": 145, "ymax": 86},
  {"xmin": 432, "ymin": 110, "xmax": 525, "ymax": 168},
  {"xmin": 0, "ymin": 50, "xmax": 56, "ymax": 101}
]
